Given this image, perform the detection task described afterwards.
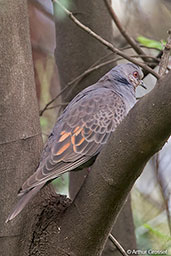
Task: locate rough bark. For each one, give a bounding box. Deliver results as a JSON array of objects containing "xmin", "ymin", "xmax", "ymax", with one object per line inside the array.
[
  {"xmin": 29, "ymin": 71, "xmax": 171, "ymax": 256},
  {"xmin": 0, "ymin": 1, "xmax": 49, "ymax": 255},
  {"xmin": 54, "ymin": 1, "xmax": 136, "ymax": 254}
]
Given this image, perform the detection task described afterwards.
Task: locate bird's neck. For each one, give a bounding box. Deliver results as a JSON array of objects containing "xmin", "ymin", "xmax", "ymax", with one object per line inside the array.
[{"xmin": 113, "ymin": 84, "xmax": 136, "ymax": 113}]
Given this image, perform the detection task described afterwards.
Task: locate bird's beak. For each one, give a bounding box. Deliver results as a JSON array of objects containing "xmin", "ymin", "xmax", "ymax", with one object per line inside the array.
[{"xmin": 139, "ymin": 80, "xmax": 147, "ymax": 89}]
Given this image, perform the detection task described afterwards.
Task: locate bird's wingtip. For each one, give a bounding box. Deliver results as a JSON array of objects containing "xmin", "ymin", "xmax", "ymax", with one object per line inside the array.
[
  {"xmin": 5, "ymin": 214, "xmax": 14, "ymax": 223},
  {"xmin": 5, "ymin": 183, "xmax": 45, "ymax": 224},
  {"xmin": 5, "ymin": 208, "xmax": 20, "ymax": 223}
]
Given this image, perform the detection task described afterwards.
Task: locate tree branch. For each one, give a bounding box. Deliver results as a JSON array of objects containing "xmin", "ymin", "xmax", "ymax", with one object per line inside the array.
[
  {"xmin": 109, "ymin": 234, "xmax": 128, "ymax": 256},
  {"xmin": 52, "ymin": 0, "xmax": 160, "ymax": 79},
  {"xmin": 159, "ymin": 29, "xmax": 171, "ymax": 76}
]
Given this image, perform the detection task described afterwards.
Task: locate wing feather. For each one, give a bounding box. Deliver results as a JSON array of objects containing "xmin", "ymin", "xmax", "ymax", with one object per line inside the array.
[{"xmin": 20, "ymin": 89, "xmax": 126, "ymax": 193}]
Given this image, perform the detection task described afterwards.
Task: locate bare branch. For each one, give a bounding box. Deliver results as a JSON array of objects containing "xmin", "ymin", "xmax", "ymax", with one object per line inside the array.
[
  {"xmin": 122, "ymin": 45, "xmax": 161, "ymax": 52},
  {"xmin": 159, "ymin": 30, "xmax": 171, "ymax": 76},
  {"xmin": 45, "ymin": 102, "xmax": 68, "ymax": 111},
  {"xmin": 39, "ymin": 85, "xmax": 69, "ymax": 116},
  {"xmin": 52, "ymin": 0, "xmax": 160, "ymax": 79},
  {"xmin": 109, "ymin": 234, "xmax": 128, "ymax": 256}
]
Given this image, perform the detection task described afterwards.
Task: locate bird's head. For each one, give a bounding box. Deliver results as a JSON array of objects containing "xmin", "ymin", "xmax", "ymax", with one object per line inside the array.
[{"xmin": 111, "ymin": 63, "xmax": 146, "ymax": 91}]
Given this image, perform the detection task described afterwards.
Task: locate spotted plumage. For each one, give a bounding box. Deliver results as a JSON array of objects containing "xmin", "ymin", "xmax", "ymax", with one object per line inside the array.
[{"xmin": 6, "ymin": 63, "xmax": 145, "ymax": 222}]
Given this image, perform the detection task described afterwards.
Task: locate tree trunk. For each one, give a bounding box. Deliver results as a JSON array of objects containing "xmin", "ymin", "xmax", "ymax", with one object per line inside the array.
[{"xmin": 0, "ymin": 1, "xmax": 44, "ymax": 255}]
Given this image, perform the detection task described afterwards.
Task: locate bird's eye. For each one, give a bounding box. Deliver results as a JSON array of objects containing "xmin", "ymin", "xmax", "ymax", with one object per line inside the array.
[{"xmin": 133, "ymin": 71, "xmax": 139, "ymax": 78}]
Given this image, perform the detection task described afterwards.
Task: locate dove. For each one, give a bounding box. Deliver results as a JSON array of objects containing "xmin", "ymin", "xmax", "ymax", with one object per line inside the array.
[{"xmin": 6, "ymin": 62, "xmax": 145, "ymax": 222}]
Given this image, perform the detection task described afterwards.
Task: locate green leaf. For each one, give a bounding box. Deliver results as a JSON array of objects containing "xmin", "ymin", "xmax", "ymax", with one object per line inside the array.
[
  {"xmin": 143, "ymin": 224, "xmax": 171, "ymax": 240},
  {"xmin": 137, "ymin": 36, "xmax": 166, "ymax": 50}
]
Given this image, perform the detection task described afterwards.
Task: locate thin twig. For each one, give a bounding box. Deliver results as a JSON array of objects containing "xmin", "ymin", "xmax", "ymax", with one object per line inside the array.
[
  {"xmin": 109, "ymin": 233, "xmax": 128, "ymax": 256},
  {"xmin": 52, "ymin": 0, "xmax": 160, "ymax": 79},
  {"xmin": 159, "ymin": 29, "xmax": 171, "ymax": 76},
  {"xmin": 121, "ymin": 45, "xmax": 161, "ymax": 52},
  {"xmin": 39, "ymin": 83, "xmax": 72, "ymax": 116},
  {"xmin": 88, "ymin": 52, "xmax": 114, "ymax": 68},
  {"xmin": 46, "ymin": 102, "xmax": 68, "ymax": 111},
  {"xmin": 103, "ymin": 0, "xmax": 149, "ymax": 63},
  {"xmin": 132, "ymin": 55, "xmax": 159, "ymax": 62}
]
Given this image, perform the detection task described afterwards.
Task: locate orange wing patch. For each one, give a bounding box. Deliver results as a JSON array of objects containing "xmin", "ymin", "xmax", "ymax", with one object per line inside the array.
[
  {"xmin": 71, "ymin": 126, "xmax": 85, "ymax": 152},
  {"xmin": 76, "ymin": 137, "xmax": 85, "ymax": 146},
  {"xmin": 60, "ymin": 131, "xmax": 65, "ymax": 135},
  {"xmin": 56, "ymin": 142, "xmax": 71, "ymax": 155},
  {"xmin": 59, "ymin": 131, "xmax": 71, "ymax": 142},
  {"xmin": 71, "ymin": 126, "xmax": 84, "ymax": 144},
  {"xmin": 73, "ymin": 144, "xmax": 77, "ymax": 153},
  {"xmin": 71, "ymin": 135, "xmax": 75, "ymax": 145},
  {"xmin": 73, "ymin": 126, "xmax": 81, "ymax": 133},
  {"xmin": 73, "ymin": 126, "xmax": 83, "ymax": 136}
]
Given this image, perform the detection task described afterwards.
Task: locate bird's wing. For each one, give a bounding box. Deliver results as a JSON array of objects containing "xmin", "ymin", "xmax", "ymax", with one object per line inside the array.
[{"xmin": 20, "ymin": 89, "xmax": 126, "ymax": 194}]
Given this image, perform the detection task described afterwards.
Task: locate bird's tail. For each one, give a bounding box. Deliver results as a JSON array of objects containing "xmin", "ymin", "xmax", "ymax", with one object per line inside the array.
[{"xmin": 5, "ymin": 183, "xmax": 44, "ymax": 223}]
